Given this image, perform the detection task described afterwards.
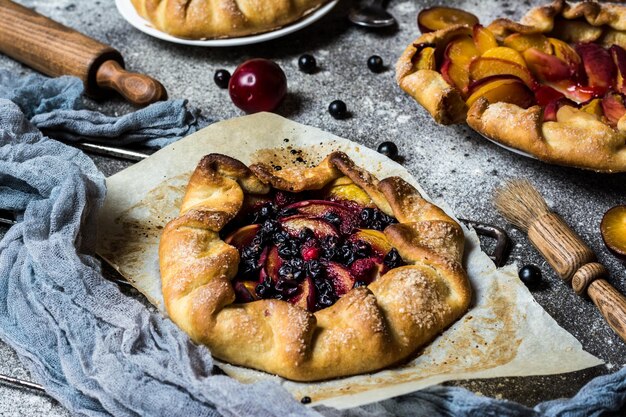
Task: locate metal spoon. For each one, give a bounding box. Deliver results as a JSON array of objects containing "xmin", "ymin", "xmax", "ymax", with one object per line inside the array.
[{"xmin": 348, "ymin": 0, "xmax": 396, "ymax": 28}]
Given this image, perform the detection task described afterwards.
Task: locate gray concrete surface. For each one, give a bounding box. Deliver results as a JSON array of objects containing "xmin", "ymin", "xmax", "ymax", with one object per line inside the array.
[{"xmin": 1, "ymin": 0, "xmax": 625, "ymax": 415}]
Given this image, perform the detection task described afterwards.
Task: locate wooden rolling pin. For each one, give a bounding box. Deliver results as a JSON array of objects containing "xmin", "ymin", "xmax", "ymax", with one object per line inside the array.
[
  {"xmin": 495, "ymin": 180, "xmax": 626, "ymax": 343},
  {"xmin": 0, "ymin": 0, "xmax": 167, "ymax": 106}
]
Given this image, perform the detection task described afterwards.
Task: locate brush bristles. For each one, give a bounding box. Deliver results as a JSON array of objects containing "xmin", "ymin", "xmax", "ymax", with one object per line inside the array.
[{"xmin": 493, "ymin": 179, "xmax": 551, "ymax": 231}]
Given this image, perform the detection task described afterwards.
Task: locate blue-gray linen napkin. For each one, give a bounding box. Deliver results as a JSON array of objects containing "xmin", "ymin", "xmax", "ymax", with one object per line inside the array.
[{"xmin": 1, "ymin": 70, "xmax": 625, "ymax": 417}]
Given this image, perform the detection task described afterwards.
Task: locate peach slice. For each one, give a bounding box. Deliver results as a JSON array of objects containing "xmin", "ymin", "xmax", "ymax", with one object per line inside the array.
[
  {"xmin": 289, "ymin": 277, "xmax": 316, "ymax": 310},
  {"xmin": 441, "ymin": 57, "xmax": 471, "ymax": 92},
  {"xmin": 284, "ymin": 200, "xmax": 347, "ymax": 215},
  {"xmin": 264, "ymin": 246, "xmax": 281, "ymax": 283},
  {"xmin": 534, "ymin": 84, "xmax": 565, "ymax": 107},
  {"xmin": 601, "ymin": 205, "xmax": 626, "ymax": 261},
  {"xmin": 412, "ymin": 42, "xmax": 436, "ymax": 55},
  {"xmin": 415, "ymin": 47, "xmax": 436, "ymax": 70},
  {"xmin": 473, "ymin": 24, "xmax": 498, "ymax": 54},
  {"xmin": 549, "ymin": 80, "xmax": 605, "ymax": 103},
  {"xmin": 542, "ymin": 98, "xmax": 577, "ymax": 122},
  {"xmin": 326, "ymin": 262, "xmax": 356, "ymax": 297},
  {"xmin": 469, "ymin": 57, "xmax": 536, "ymax": 88},
  {"xmin": 482, "ymin": 46, "xmax": 527, "ymax": 67},
  {"xmin": 579, "ymin": 98, "xmax": 604, "ymax": 119},
  {"xmin": 503, "ymin": 33, "xmax": 552, "ymax": 54},
  {"xmin": 576, "ymin": 43, "xmax": 616, "ymax": 94},
  {"xmin": 324, "ymin": 181, "xmax": 373, "ymax": 207},
  {"xmin": 284, "ymin": 200, "xmax": 360, "ymax": 235},
  {"xmin": 601, "ymin": 93, "xmax": 626, "ymax": 127},
  {"xmin": 411, "ymin": 43, "xmax": 437, "ymax": 71},
  {"xmin": 233, "ymin": 281, "xmax": 259, "ymax": 303},
  {"xmin": 440, "ymin": 36, "xmax": 479, "ymax": 92},
  {"xmin": 323, "ymin": 176, "xmax": 371, "ymax": 205},
  {"xmin": 349, "ymin": 229, "xmax": 393, "ymax": 259},
  {"xmin": 465, "ymin": 75, "xmax": 535, "ymax": 108},
  {"xmin": 417, "ymin": 7, "xmax": 479, "ymax": 33},
  {"xmin": 281, "ymin": 216, "xmax": 338, "ymax": 239},
  {"xmin": 285, "ymin": 200, "xmax": 356, "ymax": 218},
  {"xmin": 610, "ymin": 45, "xmax": 626, "ymax": 95},
  {"xmin": 224, "ymin": 224, "xmax": 260, "ymax": 249},
  {"xmin": 523, "ymin": 48, "xmax": 571, "ymax": 82},
  {"xmin": 446, "ymin": 35, "xmax": 479, "ymax": 66},
  {"xmin": 549, "ymin": 38, "xmax": 582, "ymax": 74}
]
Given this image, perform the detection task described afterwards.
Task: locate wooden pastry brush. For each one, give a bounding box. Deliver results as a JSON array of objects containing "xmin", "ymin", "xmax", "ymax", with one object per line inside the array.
[{"xmin": 494, "ymin": 179, "xmax": 626, "ymax": 343}]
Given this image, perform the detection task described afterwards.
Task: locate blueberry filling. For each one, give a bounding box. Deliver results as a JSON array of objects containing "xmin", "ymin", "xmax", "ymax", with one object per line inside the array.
[
  {"xmin": 224, "ymin": 194, "xmax": 405, "ymax": 311},
  {"xmin": 383, "ymin": 248, "xmax": 403, "ymax": 269},
  {"xmin": 359, "ymin": 208, "xmax": 397, "ymax": 231}
]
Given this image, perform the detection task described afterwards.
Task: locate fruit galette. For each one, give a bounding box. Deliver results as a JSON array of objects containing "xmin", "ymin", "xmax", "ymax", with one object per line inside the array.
[
  {"xmin": 130, "ymin": 0, "xmax": 330, "ymax": 39},
  {"xmin": 159, "ymin": 152, "xmax": 471, "ymax": 381},
  {"xmin": 397, "ymin": 0, "xmax": 626, "ymax": 172}
]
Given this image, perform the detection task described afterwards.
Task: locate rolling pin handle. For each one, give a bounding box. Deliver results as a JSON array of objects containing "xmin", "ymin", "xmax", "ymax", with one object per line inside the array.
[
  {"xmin": 587, "ymin": 279, "xmax": 626, "ymax": 343},
  {"xmin": 95, "ymin": 60, "xmax": 167, "ymax": 106}
]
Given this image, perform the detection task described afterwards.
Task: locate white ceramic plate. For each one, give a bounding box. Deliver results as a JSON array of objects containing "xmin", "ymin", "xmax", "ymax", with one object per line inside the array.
[
  {"xmin": 115, "ymin": 0, "xmax": 339, "ymax": 47},
  {"xmin": 481, "ymin": 135, "xmax": 537, "ymax": 160}
]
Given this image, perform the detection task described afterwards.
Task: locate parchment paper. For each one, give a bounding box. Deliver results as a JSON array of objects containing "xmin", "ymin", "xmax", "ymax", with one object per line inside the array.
[{"xmin": 96, "ymin": 112, "xmax": 602, "ymax": 409}]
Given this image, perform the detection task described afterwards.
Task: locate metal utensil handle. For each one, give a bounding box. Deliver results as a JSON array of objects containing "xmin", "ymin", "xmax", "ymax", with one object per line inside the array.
[
  {"xmin": 459, "ymin": 219, "xmax": 510, "ymax": 267},
  {"xmin": 0, "ymin": 373, "xmax": 44, "ymax": 393},
  {"xmin": 74, "ymin": 142, "xmax": 149, "ymax": 162}
]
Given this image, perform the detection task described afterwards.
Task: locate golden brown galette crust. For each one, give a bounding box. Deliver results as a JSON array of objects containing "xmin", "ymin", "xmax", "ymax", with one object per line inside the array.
[
  {"xmin": 489, "ymin": 0, "xmax": 626, "ymax": 45},
  {"xmin": 396, "ymin": 1, "xmax": 626, "ymax": 172},
  {"xmin": 130, "ymin": 0, "xmax": 329, "ymax": 39},
  {"xmin": 396, "ymin": 25, "xmax": 472, "ymax": 125},
  {"xmin": 159, "ymin": 152, "xmax": 471, "ymax": 381},
  {"xmin": 466, "ymin": 98, "xmax": 626, "ymax": 172}
]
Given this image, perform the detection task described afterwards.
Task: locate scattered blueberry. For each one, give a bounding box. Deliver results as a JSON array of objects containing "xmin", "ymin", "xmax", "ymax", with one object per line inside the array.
[
  {"xmin": 214, "ymin": 69, "xmax": 231, "ymax": 89},
  {"xmin": 367, "ymin": 55, "xmax": 384, "ymax": 73},
  {"xmin": 301, "ymin": 396, "xmax": 312, "ymax": 404},
  {"xmin": 377, "ymin": 141, "xmax": 398, "ymax": 160},
  {"xmin": 518, "ymin": 264, "xmax": 542, "ymax": 288},
  {"xmin": 328, "ymin": 100, "xmax": 347, "ymax": 119},
  {"xmin": 298, "ymin": 54, "xmax": 317, "ymax": 74}
]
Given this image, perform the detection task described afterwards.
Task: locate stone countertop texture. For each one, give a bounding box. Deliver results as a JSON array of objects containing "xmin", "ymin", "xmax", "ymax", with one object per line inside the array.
[{"xmin": 0, "ymin": 0, "xmax": 625, "ymax": 415}]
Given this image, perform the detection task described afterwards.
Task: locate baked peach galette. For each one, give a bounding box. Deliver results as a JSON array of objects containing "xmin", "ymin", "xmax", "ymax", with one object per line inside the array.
[
  {"xmin": 159, "ymin": 152, "xmax": 471, "ymax": 381},
  {"xmin": 397, "ymin": 0, "xmax": 626, "ymax": 172}
]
